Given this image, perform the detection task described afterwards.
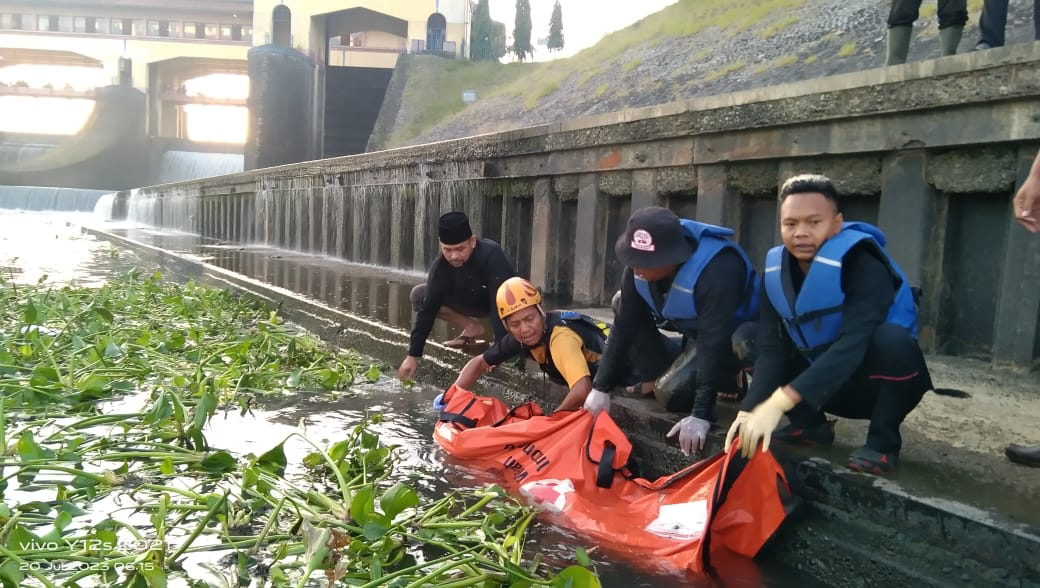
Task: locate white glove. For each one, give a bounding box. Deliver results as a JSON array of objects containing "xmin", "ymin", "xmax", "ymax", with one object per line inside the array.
[
  {"xmin": 582, "ymin": 389, "xmax": 612, "ymax": 415},
  {"xmin": 667, "ymin": 415, "xmax": 711, "ymax": 456}
]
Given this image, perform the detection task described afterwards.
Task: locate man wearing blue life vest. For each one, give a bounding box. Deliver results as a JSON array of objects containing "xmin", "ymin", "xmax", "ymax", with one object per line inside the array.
[
  {"xmin": 582, "ymin": 206, "xmax": 760, "ymax": 457},
  {"xmin": 726, "ymin": 174, "xmax": 937, "ymax": 474}
]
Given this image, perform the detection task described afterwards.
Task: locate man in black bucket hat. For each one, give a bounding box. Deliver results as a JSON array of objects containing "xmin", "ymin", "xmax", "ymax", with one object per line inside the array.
[
  {"xmin": 397, "ymin": 211, "xmax": 516, "ymax": 382},
  {"xmin": 585, "ymin": 206, "xmax": 759, "ymax": 457}
]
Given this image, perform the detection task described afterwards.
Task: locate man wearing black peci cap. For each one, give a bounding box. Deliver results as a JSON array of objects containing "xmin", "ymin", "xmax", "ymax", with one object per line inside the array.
[
  {"xmin": 397, "ymin": 211, "xmax": 516, "ymax": 382},
  {"xmin": 584, "ymin": 206, "xmax": 759, "ymax": 457}
]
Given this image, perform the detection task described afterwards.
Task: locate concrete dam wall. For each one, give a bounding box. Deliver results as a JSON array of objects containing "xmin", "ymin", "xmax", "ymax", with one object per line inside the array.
[
  {"xmin": 0, "ymin": 104, "xmax": 245, "ymax": 192},
  {"xmin": 122, "ymin": 44, "xmax": 1040, "ymax": 366},
  {"xmin": 0, "ymin": 85, "xmax": 150, "ymax": 191}
]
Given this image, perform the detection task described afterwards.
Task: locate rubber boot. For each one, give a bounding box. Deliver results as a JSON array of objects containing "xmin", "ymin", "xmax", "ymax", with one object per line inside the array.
[
  {"xmin": 653, "ymin": 341, "xmax": 697, "ymax": 409},
  {"xmin": 939, "ymin": 25, "xmax": 964, "ymax": 56},
  {"xmin": 886, "ymin": 25, "xmax": 912, "ymax": 65},
  {"xmin": 1006, "ymin": 444, "xmax": 1040, "ymax": 467}
]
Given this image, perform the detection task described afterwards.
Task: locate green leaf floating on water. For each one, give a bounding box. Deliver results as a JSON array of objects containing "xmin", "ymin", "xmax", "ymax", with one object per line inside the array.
[
  {"xmin": 22, "ymin": 298, "xmax": 37, "ymax": 325},
  {"xmin": 29, "ymin": 366, "xmax": 59, "ymax": 386},
  {"xmin": 350, "ymin": 485, "xmax": 375, "ymax": 525},
  {"xmin": 575, "ymin": 546, "xmax": 592, "ymax": 567},
  {"xmin": 40, "ymin": 510, "xmax": 73, "ymax": 543},
  {"xmin": 17, "ymin": 430, "xmax": 54, "ymax": 462},
  {"xmin": 362, "ymin": 515, "xmax": 389, "ymax": 541},
  {"xmin": 56, "ymin": 502, "xmax": 87, "ymax": 517},
  {"xmin": 286, "ymin": 368, "xmax": 301, "ymax": 388},
  {"xmin": 159, "ymin": 457, "xmax": 175, "ymax": 475},
  {"xmin": 192, "ymin": 388, "xmax": 218, "ymax": 431},
  {"xmin": 551, "ymin": 565, "xmax": 602, "ymax": 588},
  {"xmin": 91, "ymin": 306, "xmax": 114, "ymax": 322},
  {"xmin": 76, "ymin": 372, "xmax": 109, "ymax": 393},
  {"xmin": 365, "ymin": 364, "xmax": 381, "ymax": 382},
  {"xmin": 5, "ymin": 523, "xmax": 40, "ymax": 551},
  {"xmin": 380, "ymin": 482, "xmax": 419, "ymax": 520},
  {"xmin": 0, "ymin": 560, "xmax": 24, "ymax": 588},
  {"xmin": 135, "ymin": 553, "xmax": 168, "ymax": 588},
  {"xmin": 257, "ymin": 441, "xmax": 287, "ymax": 476},
  {"xmin": 104, "ymin": 340, "xmax": 123, "ymax": 358},
  {"xmin": 198, "ymin": 451, "xmax": 236, "ymax": 474}
]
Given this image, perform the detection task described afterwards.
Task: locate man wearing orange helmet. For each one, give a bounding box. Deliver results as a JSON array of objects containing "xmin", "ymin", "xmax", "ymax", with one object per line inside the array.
[{"xmin": 452, "ymin": 277, "xmax": 627, "ymax": 412}]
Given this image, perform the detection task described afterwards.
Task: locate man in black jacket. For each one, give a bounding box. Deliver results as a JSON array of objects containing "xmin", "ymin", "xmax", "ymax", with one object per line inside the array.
[
  {"xmin": 727, "ymin": 174, "xmax": 936, "ymax": 475},
  {"xmin": 396, "ymin": 211, "xmax": 515, "ymax": 382},
  {"xmin": 583, "ymin": 206, "xmax": 759, "ymax": 457}
]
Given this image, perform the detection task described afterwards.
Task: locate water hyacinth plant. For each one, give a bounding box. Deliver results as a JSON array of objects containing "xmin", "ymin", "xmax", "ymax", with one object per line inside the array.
[{"xmin": 0, "ymin": 269, "xmax": 600, "ymax": 587}]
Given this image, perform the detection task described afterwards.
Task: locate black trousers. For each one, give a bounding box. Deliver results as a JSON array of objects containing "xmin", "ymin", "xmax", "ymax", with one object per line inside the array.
[
  {"xmin": 783, "ymin": 323, "xmax": 934, "ymax": 453},
  {"xmin": 410, "ymin": 283, "xmax": 489, "ymax": 318},
  {"xmin": 978, "ymin": 0, "xmax": 1040, "ymax": 46},
  {"xmin": 888, "ymin": 0, "xmax": 969, "ymax": 28},
  {"xmin": 624, "ymin": 316, "xmax": 757, "ymax": 415}
]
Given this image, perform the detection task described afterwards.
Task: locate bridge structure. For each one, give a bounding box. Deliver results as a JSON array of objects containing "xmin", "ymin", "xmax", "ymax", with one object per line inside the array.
[
  {"xmin": 0, "ymin": 0, "xmax": 470, "ymax": 150},
  {"xmin": 0, "ymin": 0, "xmax": 253, "ymax": 139}
]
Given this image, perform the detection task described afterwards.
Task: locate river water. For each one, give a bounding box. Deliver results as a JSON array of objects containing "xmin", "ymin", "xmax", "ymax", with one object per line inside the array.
[{"xmin": 0, "ymin": 209, "xmax": 827, "ymax": 587}]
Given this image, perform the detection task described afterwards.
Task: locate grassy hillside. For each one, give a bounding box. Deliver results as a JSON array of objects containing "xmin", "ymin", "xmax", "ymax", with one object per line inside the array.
[
  {"xmin": 378, "ymin": 59, "xmax": 532, "ymax": 149},
  {"xmin": 373, "ymin": 0, "xmax": 1000, "ymax": 149}
]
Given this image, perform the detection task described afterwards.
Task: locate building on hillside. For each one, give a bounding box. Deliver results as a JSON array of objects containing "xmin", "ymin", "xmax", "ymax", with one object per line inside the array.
[{"xmin": 252, "ymin": 0, "xmax": 471, "ymax": 68}]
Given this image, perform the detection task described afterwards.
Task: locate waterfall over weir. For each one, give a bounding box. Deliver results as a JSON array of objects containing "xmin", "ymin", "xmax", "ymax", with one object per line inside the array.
[
  {"xmin": 117, "ymin": 169, "xmax": 525, "ymax": 275},
  {"xmin": 0, "ymin": 144, "xmax": 53, "ymax": 169},
  {"xmin": 155, "ymin": 151, "xmax": 244, "ymax": 185},
  {"xmin": 0, "ymin": 185, "xmax": 110, "ymax": 212}
]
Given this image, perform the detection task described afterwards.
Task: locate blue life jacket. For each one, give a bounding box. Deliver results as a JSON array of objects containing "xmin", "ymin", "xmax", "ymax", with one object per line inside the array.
[
  {"xmin": 633, "ymin": 219, "xmax": 758, "ymax": 327},
  {"xmin": 762, "ymin": 222, "xmax": 918, "ymax": 360}
]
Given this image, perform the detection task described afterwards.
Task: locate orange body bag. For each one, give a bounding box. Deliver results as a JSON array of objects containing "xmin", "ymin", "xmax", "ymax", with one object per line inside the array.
[{"xmin": 433, "ymin": 385, "xmax": 795, "ymax": 574}]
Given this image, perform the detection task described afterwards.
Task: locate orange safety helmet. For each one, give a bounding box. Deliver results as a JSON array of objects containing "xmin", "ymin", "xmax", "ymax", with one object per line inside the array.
[{"xmin": 496, "ymin": 277, "xmax": 542, "ymax": 319}]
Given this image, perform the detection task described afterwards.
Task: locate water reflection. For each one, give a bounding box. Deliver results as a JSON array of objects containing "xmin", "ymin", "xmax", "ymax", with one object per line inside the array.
[
  {"xmin": 104, "ymin": 225, "xmax": 477, "ymax": 345},
  {"xmin": 0, "ymin": 211, "xmax": 141, "ymax": 286}
]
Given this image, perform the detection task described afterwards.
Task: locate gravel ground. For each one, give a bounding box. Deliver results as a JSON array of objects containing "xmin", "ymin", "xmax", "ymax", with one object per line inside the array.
[{"xmin": 399, "ymin": 0, "xmax": 1040, "ymax": 146}]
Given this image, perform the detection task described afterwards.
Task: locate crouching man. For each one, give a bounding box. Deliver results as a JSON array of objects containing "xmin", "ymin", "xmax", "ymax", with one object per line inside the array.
[
  {"xmin": 452, "ymin": 277, "xmax": 629, "ymax": 412},
  {"xmin": 583, "ymin": 206, "xmax": 759, "ymax": 456},
  {"xmin": 728, "ymin": 174, "xmax": 939, "ymax": 474}
]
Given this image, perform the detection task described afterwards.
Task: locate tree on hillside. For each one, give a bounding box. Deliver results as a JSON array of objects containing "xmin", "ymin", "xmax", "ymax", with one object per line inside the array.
[
  {"xmin": 470, "ymin": 0, "xmax": 494, "ymax": 61},
  {"xmin": 491, "ymin": 20, "xmax": 508, "ymax": 59},
  {"xmin": 547, "ymin": 0, "xmax": 564, "ymax": 52},
  {"xmin": 512, "ymin": 0, "xmax": 533, "ymax": 62}
]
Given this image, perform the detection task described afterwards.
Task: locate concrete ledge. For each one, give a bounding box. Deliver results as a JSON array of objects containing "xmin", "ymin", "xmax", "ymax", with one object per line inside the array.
[{"xmin": 84, "ymin": 226, "xmax": 1040, "ymax": 587}]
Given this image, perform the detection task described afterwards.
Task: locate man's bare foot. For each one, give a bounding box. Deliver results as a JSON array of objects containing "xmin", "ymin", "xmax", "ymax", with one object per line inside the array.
[
  {"xmin": 443, "ymin": 324, "xmax": 486, "ymax": 348},
  {"xmin": 443, "ymin": 335, "xmax": 485, "ymax": 348}
]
